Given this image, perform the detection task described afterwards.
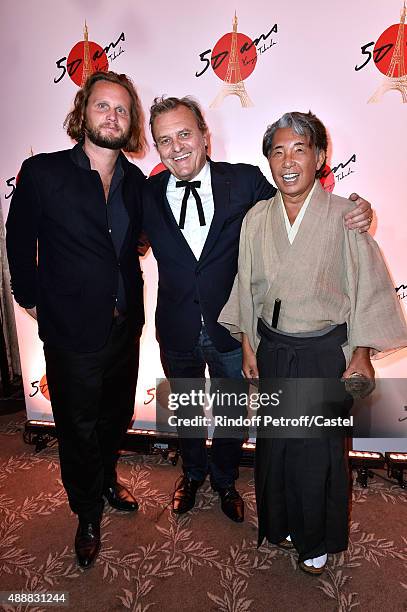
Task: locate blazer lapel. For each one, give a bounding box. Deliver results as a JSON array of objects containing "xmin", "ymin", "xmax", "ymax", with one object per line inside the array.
[
  {"xmin": 121, "ymin": 154, "xmax": 135, "ymax": 216},
  {"xmin": 113, "ymin": 154, "xmax": 135, "ymax": 257},
  {"xmin": 154, "ymin": 170, "xmax": 198, "ymax": 267},
  {"xmin": 198, "ymin": 161, "xmax": 231, "ymax": 264}
]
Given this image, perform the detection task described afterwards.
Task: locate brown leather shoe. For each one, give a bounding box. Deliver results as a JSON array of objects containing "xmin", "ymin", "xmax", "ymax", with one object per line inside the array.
[
  {"xmin": 276, "ymin": 538, "xmax": 294, "ymax": 550},
  {"xmin": 104, "ymin": 483, "xmax": 139, "ymax": 512},
  {"xmin": 75, "ymin": 521, "xmax": 101, "ymax": 569},
  {"xmin": 218, "ymin": 486, "xmax": 244, "ymax": 523},
  {"xmin": 172, "ymin": 475, "xmax": 204, "ymax": 514}
]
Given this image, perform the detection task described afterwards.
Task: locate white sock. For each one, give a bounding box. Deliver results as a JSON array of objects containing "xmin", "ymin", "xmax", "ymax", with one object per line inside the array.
[
  {"xmin": 286, "ymin": 535, "xmax": 291, "ymax": 542},
  {"xmin": 312, "ymin": 554, "xmax": 327, "ymax": 568}
]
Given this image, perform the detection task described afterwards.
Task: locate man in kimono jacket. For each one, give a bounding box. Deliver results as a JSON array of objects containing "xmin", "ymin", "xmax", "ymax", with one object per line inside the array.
[{"xmin": 219, "ymin": 111, "xmax": 407, "ymax": 573}]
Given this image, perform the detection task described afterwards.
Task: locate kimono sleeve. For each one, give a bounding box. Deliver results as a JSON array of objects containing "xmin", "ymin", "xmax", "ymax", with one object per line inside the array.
[
  {"xmin": 218, "ymin": 214, "xmax": 259, "ymax": 351},
  {"xmin": 345, "ymin": 229, "xmax": 407, "ymax": 358}
]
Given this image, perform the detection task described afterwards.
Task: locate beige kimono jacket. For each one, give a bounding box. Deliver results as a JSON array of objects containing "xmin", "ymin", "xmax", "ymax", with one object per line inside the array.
[{"xmin": 219, "ymin": 181, "xmax": 407, "ymax": 364}]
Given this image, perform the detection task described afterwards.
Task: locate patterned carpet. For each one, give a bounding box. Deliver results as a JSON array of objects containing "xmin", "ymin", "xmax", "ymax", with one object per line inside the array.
[{"xmin": 0, "ymin": 408, "xmax": 406, "ymax": 612}]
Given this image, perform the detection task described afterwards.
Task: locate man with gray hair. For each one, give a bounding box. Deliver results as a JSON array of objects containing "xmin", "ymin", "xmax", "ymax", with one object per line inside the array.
[
  {"xmin": 219, "ymin": 109, "xmax": 407, "ymax": 574},
  {"xmin": 262, "ymin": 111, "xmax": 329, "ymax": 177},
  {"xmin": 143, "ymin": 96, "xmax": 373, "ymax": 523}
]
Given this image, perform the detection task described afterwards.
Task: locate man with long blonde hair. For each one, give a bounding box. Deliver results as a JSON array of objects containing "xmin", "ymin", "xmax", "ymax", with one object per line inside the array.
[{"xmin": 6, "ymin": 71, "xmax": 146, "ymax": 568}]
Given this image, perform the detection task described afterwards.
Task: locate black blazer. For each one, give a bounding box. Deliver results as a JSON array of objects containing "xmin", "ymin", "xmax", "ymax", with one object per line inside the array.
[
  {"xmin": 6, "ymin": 145, "xmax": 146, "ymax": 352},
  {"xmin": 143, "ymin": 160, "xmax": 276, "ymax": 352}
]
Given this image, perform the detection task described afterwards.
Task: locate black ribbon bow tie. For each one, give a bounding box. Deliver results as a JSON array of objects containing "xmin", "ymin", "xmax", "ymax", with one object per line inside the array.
[{"xmin": 175, "ymin": 180, "xmax": 205, "ymax": 229}]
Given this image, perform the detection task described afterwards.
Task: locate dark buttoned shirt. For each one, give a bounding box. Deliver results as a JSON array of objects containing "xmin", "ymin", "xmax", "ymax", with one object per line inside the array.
[{"xmin": 73, "ymin": 144, "xmax": 129, "ymax": 314}]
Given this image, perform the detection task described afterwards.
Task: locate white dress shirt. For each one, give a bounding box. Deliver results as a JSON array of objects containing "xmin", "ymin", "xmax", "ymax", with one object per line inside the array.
[{"xmin": 166, "ymin": 162, "xmax": 214, "ymax": 260}]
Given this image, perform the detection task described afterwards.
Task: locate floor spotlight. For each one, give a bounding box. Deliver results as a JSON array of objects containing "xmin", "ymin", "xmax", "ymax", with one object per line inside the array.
[
  {"xmin": 348, "ymin": 450, "xmax": 385, "ymax": 487},
  {"xmin": 385, "ymin": 452, "xmax": 407, "ymax": 489},
  {"xmin": 24, "ymin": 420, "xmax": 57, "ymax": 452}
]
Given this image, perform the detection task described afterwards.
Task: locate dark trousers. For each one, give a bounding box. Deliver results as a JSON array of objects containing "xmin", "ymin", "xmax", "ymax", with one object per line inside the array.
[
  {"xmin": 44, "ymin": 319, "xmax": 139, "ymax": 523},
  {"xmin": 160, "ymin": 325, "xmax": 243, "ymax": 488},
  {"xmin": 255, "ymin": 322, "xmax": 350, "ymax": 562}
]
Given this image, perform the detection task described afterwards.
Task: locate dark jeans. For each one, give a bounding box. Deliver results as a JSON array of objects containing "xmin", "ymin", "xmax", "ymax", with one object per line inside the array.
[
  {"xmin": 44, "ymin": 319, "xmax": 139, "ymax": 523},
  {"xmin": 161, "ymin": 325, "xmax": 243, "ymax": 489}
]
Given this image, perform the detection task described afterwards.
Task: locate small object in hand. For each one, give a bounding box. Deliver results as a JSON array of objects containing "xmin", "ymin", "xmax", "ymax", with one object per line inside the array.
[{"xmin": 344, "ymin": 372, "xmax": 375, "ymax": 399}]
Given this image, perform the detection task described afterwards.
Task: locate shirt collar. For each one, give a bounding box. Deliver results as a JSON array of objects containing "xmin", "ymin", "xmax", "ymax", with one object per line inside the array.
[
  {"xmin": 168, "ymin": 161, "xmax": 210, "ymax": 189},
  {"xmin": 70, "ymin": 142, "xmax": 124, "ymax": 176},
  {"xmin": 280, "ymin": 180, "xmax": 317, "ymax": 235}
]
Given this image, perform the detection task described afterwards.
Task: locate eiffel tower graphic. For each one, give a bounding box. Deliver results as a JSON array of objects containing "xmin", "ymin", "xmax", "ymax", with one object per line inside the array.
[
  {"xmin": 210, "ymin": 12, "xmax": 254, "ymax": 108},
  {"xmin": 369, "ymin": 2, "xmax": 407, "ymax": 103},
  {"xmin": 80, "ymin": 20, "xmax": 93, "ymax": 88}
]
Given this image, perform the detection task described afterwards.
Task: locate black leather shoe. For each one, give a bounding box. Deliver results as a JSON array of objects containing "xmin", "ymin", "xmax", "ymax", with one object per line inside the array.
[
  {"xmin": 75, "ymin": 521, "xmax": 101, "ymax": 569},
  {"xmin": 103, "ymin": 483, "xmax": 139, "ymax": 512},
  {"xmin": 218, "ymin": 486, "xmax": 244, "ymax": 523},
  {"xmin": 172, "ymin": 475, "xmax": 204, "ymax": 514}
]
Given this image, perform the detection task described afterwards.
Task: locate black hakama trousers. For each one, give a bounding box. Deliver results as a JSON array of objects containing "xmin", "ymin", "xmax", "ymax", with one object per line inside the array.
[{"xmin": 255, "ymin": 320, "xmax": 350, "ymax": 562}]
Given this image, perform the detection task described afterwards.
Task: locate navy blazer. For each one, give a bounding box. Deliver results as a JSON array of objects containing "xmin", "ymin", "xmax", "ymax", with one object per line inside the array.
[
  {"xmin": 143, "ymin": 160, "xmax": 276, "ymax": 352},
  {"xmin": 6, "ymin": 145, "xmax": 146, "ymax": 352}
]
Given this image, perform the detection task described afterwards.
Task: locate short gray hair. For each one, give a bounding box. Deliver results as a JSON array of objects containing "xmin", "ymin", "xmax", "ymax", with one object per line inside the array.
[
  {"xmin": 262, "ymin": 111, "xmax": 328, "ymax": 178},
  {"xmin": 150, "ymin": 96, "xmax": 208, "ymax": 142}
]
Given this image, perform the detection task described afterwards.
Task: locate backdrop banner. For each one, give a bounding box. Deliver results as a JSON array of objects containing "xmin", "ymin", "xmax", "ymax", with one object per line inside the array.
[{"xmin": 1, "ymin": 0, "xmax": 406, "ymax": 451}]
